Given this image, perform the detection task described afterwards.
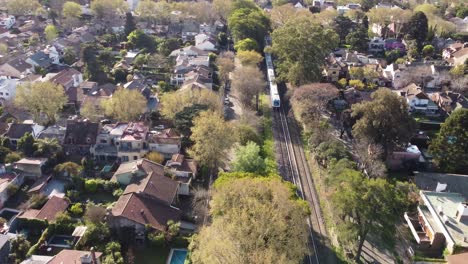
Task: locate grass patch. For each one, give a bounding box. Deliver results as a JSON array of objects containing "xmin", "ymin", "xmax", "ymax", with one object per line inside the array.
[
  {"xmin": 259, "ymin": 94, "xmax": 277, "ymax": 174},
  {"xmin": 79, "ymin": 192, "xmax": 116, "ymax": 206}
]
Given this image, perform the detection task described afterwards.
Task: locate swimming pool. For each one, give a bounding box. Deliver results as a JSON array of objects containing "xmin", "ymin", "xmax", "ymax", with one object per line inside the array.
[
  {"xmin": 47, "ymin": 235, "xmax": 75, "ymax": 248},
  {"xmin": 167, "ymin": 249, "xmax": 188, "ymax": 264}
]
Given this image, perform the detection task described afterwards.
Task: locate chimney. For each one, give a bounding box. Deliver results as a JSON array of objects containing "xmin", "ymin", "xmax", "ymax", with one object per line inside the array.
[
  {"xmin": 80, "ymin": 254, "xmax": 92, "ymax": 264},
  {"xmin": 91, "ymin": 247, "xmax": 98, "ymax": 264},
  {"xmin": 456, "ymin": 202, "xmax": 468, "ymax": 222}
]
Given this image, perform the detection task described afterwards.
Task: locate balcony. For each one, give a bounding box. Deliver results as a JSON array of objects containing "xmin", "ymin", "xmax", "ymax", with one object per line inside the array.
[{"xmin": 405, "ymin": 212, "xmax": 431, "ymax": 244}]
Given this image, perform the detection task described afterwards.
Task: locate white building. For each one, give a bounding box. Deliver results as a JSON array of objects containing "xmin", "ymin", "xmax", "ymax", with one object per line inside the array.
[
  {"xmin": 0, "ymin": 15, "xmax": 15, "ymax": 29},
  {"xmin": 0, "ymin": 77, "xmax": 18, "ymax": 101}
]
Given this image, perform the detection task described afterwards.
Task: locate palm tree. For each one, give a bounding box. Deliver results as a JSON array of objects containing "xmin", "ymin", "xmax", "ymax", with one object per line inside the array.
[{"xmin": 34, "ymin": 138, "xmax": 62, "ymax": 156}]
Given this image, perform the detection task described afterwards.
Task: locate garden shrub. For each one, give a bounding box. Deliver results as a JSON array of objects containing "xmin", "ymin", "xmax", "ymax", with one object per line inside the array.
[
  {"xmin": 70, "ymin": 203, "xmax": 84, "ymax": 217},
  {"xmin": 85, "ymin": 179, "xmax": 98, "ymax": 193}
]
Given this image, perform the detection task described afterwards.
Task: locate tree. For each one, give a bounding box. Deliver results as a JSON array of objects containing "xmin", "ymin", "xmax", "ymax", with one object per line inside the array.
[
  {"xmin": 9, "ymin": 235, "xmax": 31, "ymax": 263},
  {"xmin": 237, "ymin": 50, "xmax": 263, "ymax": 66},
  {"xmin": 330, "ymin": 168, "xmax": 408, "ymax": 261},
  {"xmin": 188, "ymin": 111, "xmax": 235, "ymax": 169},
  {"xmin": 157, "ymin": 38, "xmax": 181, "ymax": 57},
  {"xmin": 315, "ymin": 140, "xmax": 351, "ymax": 167},
  {"xmin": 144, "ymin": 152, "xmax": 165, "ymax": 164},
  {"xmin": 160, "ymin": 89, "xmax": 222, "ymax": 120},
  {"xmin": 5, "ymin": 152, "xmax": 22, "ymax": 164},
  {"xmin": 7, "ymin": 0, "xmax": 41, "ymax": 16},
  {"xmin": 233, "ymin": 38, "xmax": 258, "ymax": 51},
  {"xmin": 34, "ymin": 138, "xmax": 62, "ymax": 156},
  {"xmin": 352, "ymin": 138, "xmax": 387, "ymax": 178},
  {"xmin": 103, "ymin": 241, "xmax": 124, "ymax": 264},
  {"xmin": 0, "ymin": 43, "xmax": 7, "ymax": 56},
  {"xmin": 236, "ymin": 124, "xmax": 261, "ymax": 146},
  {"xmin": 422, "ymin": 44, "xmax": 435, "ymax": 58},
  {"xmin": 231, "ymin": 65, "xmax": 265, "ymax": 110},
  {"xmin": 80, "ymin": 100, "xmax": 101, "ymax": 122},
  {"xmin": 101, "ymin": 89, "xmax": 147, "ymax": 122},
  {"xmin": 333, "ymin": 15, "xmax": 354, "ymax": 44},
  {"xmin": 429, "ymin": 109, "xmax": 468, "ymax": 173},
  {"xmin": 190, "ymin": 177, "xmax": 309, "ymax": 264},
  {"xmin": 0, "ymin": 147, "xmax": 11, "ymax": 164},
  {"xmin": 17, "ymin": 133, "xmax": 35, "ymax": 157},
  {"xmin": 15, "ymin": 81, "xmax": 68, "ymax": 124},
  {"xmin": 231, "ymin": 141, "xmax": 266, "ymax": 174},
  {"xmin": 346, "ymin": 26, "xmax": 369, "ymax": 53},
  {"xmin": 70, "ymin": 203, "xmax": 84, "ymax": 217},
  {"xmin": 44, "ymin": 25, "xmax": 59, "ymax": 43},
  {"xmin": 215, "ymin": 53, "xmax": 235, "ymax": 85},
  {"xmin": 228, "ymin": 6, "xmax": 270, "ymax": 46},
  {"xmin": 127, "ymin": 29, "xmax": 156, "ymax": 52},
  {"xmin": 62, "ymin": 1, "xmax": 82, "ymax": 29},
  {"xmin": 54, "ymin": 161, "xmax": 82, "ymax": 177},
  {"xmin": 291, "ymin": 83, "xmax": 339, "ymax": 130},
  {"xmin": 456, "ymin": 6, "xmax": 468, "ymax": 18},
  {"xmin": 385, "ymin": 49, "xmax": 403, "ymax": 65},
  {"xmin": 124, "ymin": 12, "xmax": 136, "ymax": 37},
  {"xmin": 450, "ymin": 65, "xmax": 466, "ymax": 77},
  {"xmin": 349, "ymin": 79, "xmax": 365, "ymax": 90},
  {"xmin": 406, "ymin": 11, "xmax": 428, "ymax": 51},
  {"xmin": 351, "ymin": 88, "xmax": 416, "ymax": 156},
  {"xmin": 90, "ymin": 0, "xmax": 128, "ymax": 22},
  {"xmin": 174, "ymin": 104, "xmax": 208, "ymax": 137},
  {"xmin": 272, "ymin": 16, "xmax": 339, "ymax": 86},
  {"xmin": 62, "ymin": 47, "xmax": 76, "ymax": 65},
  {"xmin": 135, "ymin": 0, "xmax": 172, "ymax": 24},
  {"xmin": 85, "ymin": 204, "xmax": 107, "ymax": 223}
]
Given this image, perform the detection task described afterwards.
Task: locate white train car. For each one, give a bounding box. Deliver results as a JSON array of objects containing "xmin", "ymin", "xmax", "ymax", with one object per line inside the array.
[{"xmin": 264, "ymin": 39, "xmax": 280, "ymax": 109}]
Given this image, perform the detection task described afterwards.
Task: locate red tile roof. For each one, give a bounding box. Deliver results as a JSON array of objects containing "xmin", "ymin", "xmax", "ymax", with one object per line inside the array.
[
  {"xmin": 34, "ymin": 196, "xmax": 69, "ymax": 222},
  {"xmin": 112, "ymin": 193, "xmax": 181, "ymax": 232},
  {"xmin": 48, "ymin": 249, "xmax": 102, "ymax": 264}
]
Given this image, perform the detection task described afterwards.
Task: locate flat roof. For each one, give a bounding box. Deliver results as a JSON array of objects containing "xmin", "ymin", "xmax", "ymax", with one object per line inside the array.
[{"xmin": 422, "ymin": 191, "xmax": 468, "ymax": 247}]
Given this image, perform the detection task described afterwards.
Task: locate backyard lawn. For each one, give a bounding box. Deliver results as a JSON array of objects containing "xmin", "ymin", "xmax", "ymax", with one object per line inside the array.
[{"xmin": 79, "ymin": 192, "xmax": 116, "ymax": 206}]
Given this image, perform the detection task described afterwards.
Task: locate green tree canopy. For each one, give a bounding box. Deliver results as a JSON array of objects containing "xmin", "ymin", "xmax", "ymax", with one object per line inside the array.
[
  {"xmin": 233, "ymin": 38, "xmax": 258, "ymax": 51},
  {"xmin": 429, "ymin": 109, "xmax": 468, "ymax": 173},
  {"xmin": 18, "ymin": 133, "xmax": 35, "ymax": 157},
  {"xmin": 272, "ymin": 16, "xmax": 339, "ymax": 86},
  {"xmin": 231, "ymin": 141, "xmax": 266, "ymax": 174},
  {"xmin": 405, "ymin": 11, "xmax": 428, "ymax": 50},
  {"xmin": 124, "ymin": 12, "xmax": 136, "ymax": 37},
  {"xmin": 7, "ymin": 0, "xmax": 42, "ymax": 16},
  {"xmin": 190, "ymin": 176, "xmax": 309, "ymax": 264},
  {"xmin": 333, "ymin": 15, "xmax": 354, "ymax": 44},
  {"xmin": 101, "ymin": 88, "xmax": 147, "ymax": 122},
  {"xmin": 127, "ymin": 29, "xmax": 156, "ymax": 52},
  {"xmin": 351, "ymin": 88, "xmax": 416, "ymax": 156},
  {"xmin": 44, "ymin": 25, "xmax": 59, "ymax": 42},
  {"xmin": 228, "ymin": 7, "xmax": 270, "ymax": 47},
  {"xmin": 188, "ymin": 111, "xmax": 235, "ymax": 169},
  {"xmin": 15, "ymin": 81, "xmax": 68, "ymax": 124},
  {"xmin": 346, "ymin": 26, "xmax": 369, "ymax": 53}
]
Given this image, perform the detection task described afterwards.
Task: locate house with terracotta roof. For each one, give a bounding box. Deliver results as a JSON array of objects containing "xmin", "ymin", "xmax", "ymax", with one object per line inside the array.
[
  {"xmin": 397, "ymin": 83, "xmax": 439, "ymax": 115},
  {"xmin": 18, "ymin": 195, "xmax": 69, "ymax": 222},
  {"xmin": 147, "ymin": 129, "xmax": 181, "ymax": 159},
  {"xmin": 430, "ymin": 92, "xmax": 468, "ymax": 115},
  {"xmin": 21, "ymin": 249, "xmax": 102, "ymax": 264},
  {"xmin": 0, "ymin": 57, "xmax": 33, "ymax": 78},
  {"xmin": 109, "ymin": 159, "xmax": 189, "ymax": 234}
]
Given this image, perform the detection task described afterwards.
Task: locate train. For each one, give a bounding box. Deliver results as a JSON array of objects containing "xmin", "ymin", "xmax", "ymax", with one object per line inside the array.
[{"xmin": 264, "ymin": 47, "xmax": 281, "ymax": 108}]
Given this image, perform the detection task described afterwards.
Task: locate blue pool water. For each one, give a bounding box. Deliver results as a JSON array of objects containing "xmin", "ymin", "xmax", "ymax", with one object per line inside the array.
[{"xmin": 169, "ymin": 249, "xmax": 188, "ymax": 264}]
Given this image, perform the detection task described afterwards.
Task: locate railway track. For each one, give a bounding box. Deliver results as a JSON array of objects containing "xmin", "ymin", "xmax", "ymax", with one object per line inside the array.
[{"xmin": 273, "ymin": 107, "xmax": 329, "ymax": 264}]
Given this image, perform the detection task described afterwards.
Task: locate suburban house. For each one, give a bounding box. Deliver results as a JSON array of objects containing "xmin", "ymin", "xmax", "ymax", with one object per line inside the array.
[
  {"xmin": 47, "ymin": 249, "xmax": 102, "ymax": 264},
  {"xmin": 63, "ymin": 119, "xmax": 100, "ymax": 155},
  {"xmin": 0, "ymin": 234, "xmax": 9, "ymax": 264},
  {"xmin": 0, "ymin": 57, "xmax": 33, "ymax": 78},
  {"xmin": 3, "ymin": 121, "xmax": 45, "ymax": 146},
  {"xmin": 109, "ymin": 159, "xmax": 186, "ymax": 235},
  {"xmin": 368, "ymin": 37, "xmax": 385, "ymax": 54},
  {"xmin": 405, "ymin": 172, "xmax": 468, "ymax": 256},
  {"xmin": 169, "ymin": 46, "xmax": 209, "ymax": 58},
  {"xmin": 194, "ymin": 33, "xmax": 217, "ymax": 51},
  {"xmin": 49, "ymin": 68, "xmax": 83, "ymax": 91},
  {"xmin": 78, "ymin": 82, "xmax": 115, "ymax": 116},
  {"xmin": 182, "ymin": 21, "xmax": 199, "ymax": 41},
  {"xmin": 26, "ymin": 51, "xmax": 53, "ymax": 71},
  {"xmin": 117, "ymin": 122, "xmax": 149, "ymax": 162},
  {"xmin": 404, "ymin": 191, "xmax": 468, "ymax": 255},
  {"xmin": 123, "ymin": 79, "xmax": 151, "ymax": 100},
  {"xmin": 0, "ymin": 15, "xmax": 15, "ymax": 29},
  {"xmin": 0, "ymin": 171, "xmax": 23, "ymax": 208},
  {"xmin": 37, "ymin": 125, "xmax": 67, "ymax": 144},
  {"xmin": 397, "ymin": 83, "xmax": 439, "ymax": 115},
  {"xmin": 91, "ymin": 123, "xmax": 127, "ymax": 162},
  {"xmin": 147, "ymin": 128, "xmax": 181, "ymax": 159},
  {"xmin": 0, "ymin": 76, "xmax": 18, "ymax": 101},
  {"xmin": 165, "ymin": 154, "xmax": 197, "ymax": 196},
  {"xmin": 430, "ymin": 92, "xmax": 468, "ymax": 115},
  {"xmin": 14, "ymin": 158, "xmax": 47, "ymax": 178},
  {"xmin": 323, "ymin": 57, "xmax": 348, "ymax": 82},
  {"xmin": 18, "ymin": 195, "xmax": 70, "ymax": 222},
  {"xmin": 443, "ymin": 43, "xmax": 468, "ymax": 66}
]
